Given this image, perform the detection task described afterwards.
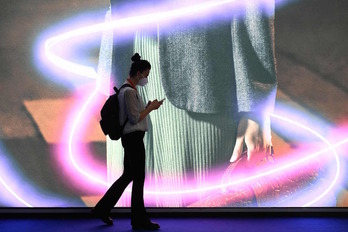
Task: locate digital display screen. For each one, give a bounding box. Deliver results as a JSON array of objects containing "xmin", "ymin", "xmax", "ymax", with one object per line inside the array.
[{"xmin": 1, "ymin": 0, "xmax": 347, "ymax": 208}]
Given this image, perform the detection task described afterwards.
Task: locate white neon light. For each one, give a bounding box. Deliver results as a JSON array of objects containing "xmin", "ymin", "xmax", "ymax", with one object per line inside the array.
[
  {"xmin": 44, "ymin": 0, "xmax": 242, "ymax": 79},
  {"xmin": 270, "ymin": 113, "xmax": 340, "ymax": 206},
  {"xmin": 0, "ymin": 176, "xmax": 33, "ymax": 207},
  {"xmin": 67, "ymin": 88, "xmax": 109, "ymax": 187}
]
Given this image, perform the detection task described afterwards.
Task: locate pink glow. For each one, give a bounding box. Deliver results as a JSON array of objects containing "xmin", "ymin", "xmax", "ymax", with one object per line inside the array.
[{"xmin": 56, "ymin": 85, "xmax": 110, "ymax": 194}]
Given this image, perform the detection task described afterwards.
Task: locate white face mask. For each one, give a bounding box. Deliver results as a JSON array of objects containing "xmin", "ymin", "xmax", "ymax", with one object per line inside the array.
[{"xmin": 137, "ymin": 74, "xmax": 148, "ymax": 86}]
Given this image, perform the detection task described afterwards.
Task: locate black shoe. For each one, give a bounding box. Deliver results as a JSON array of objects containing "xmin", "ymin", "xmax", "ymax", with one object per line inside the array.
[
  {"xmin": 91, "ymin": 208, "xmax": 113, "ymax": 226},
  {"xmin": 132, "ymin": 220, "xmax": 160, "ymax": 230}
]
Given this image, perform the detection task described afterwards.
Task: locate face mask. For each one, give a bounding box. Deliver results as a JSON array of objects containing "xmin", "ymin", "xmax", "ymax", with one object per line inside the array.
[{"xmin": 137, "ymin": 74, "xmax": 148, "ymax": 86}]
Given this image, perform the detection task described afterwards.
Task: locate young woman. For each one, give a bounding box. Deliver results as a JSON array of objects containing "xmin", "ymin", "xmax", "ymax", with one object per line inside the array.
[{"xmin": 92, "ymin": 53, "xmax": 163, "ymax": 230}]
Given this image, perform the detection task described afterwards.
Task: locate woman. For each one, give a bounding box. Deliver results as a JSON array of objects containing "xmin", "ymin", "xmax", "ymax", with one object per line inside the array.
[{"xmin": 92, "ymin": 53, "xmax": 163, "ymax": 230}]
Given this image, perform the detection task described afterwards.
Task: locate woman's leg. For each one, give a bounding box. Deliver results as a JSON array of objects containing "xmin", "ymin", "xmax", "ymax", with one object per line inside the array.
[
  {"xmin": 93, "ymin": 143, "xmax": 134, "ymax": 215},
  {"xmin": 121, "ymin": 131, "xmax": 148, "ymax": 223}
]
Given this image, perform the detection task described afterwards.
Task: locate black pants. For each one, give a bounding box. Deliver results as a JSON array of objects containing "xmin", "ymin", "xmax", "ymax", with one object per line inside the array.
[{"xmin": 94, "ymin": 131, "xmax": 147, "ymax": 223}]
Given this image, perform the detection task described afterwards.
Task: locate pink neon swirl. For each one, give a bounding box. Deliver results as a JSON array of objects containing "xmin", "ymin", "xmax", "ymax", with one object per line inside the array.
[{"xmin": 43, "ymin": 0, "xmax": 345, "ymax": 206}]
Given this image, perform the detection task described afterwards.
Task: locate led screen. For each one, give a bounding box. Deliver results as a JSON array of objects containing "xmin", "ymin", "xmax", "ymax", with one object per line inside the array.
[{"xmin": 1, "ymin": 0, "xmax": 347, "ymax": 208}]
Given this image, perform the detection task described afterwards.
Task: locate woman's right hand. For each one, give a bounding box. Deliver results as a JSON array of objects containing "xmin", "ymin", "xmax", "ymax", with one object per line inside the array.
[
  {"xmin": 139, "ymin": 99, "xmax": 164, "ymax": 122},
  {"xmin": 230, "ymin": 114, "xmax": 272, "ymax": 168},
  {"xmin": 148, "ymin": 99, "xmax": 164, "ymax": 110}
]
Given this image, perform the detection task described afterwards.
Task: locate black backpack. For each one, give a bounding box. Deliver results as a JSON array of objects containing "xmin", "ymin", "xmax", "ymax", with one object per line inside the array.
[{"xmin": 99, "ymin": 84, "xmax": 132, "ymax": 140}]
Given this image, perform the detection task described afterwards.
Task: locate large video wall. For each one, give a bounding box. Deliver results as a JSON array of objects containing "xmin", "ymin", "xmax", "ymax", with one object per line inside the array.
[{"xmin": 0, "ymin": 0, "xmax": 347, "ymax": 208}]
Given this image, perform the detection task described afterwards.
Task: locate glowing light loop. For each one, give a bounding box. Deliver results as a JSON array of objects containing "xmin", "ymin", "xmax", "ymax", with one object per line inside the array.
[
  {"xmin": 2, "ymin": 0, "xmax": 345, "ymax": 207},
  {"xmin": 42, "ymin": 0, "xmax": 346, "ymax": 207}
]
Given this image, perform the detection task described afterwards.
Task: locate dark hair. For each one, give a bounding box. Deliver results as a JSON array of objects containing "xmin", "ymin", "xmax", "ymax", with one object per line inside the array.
[{"xmin": 129, "ymin": 53, "xmax": 151, "ymax": 76}]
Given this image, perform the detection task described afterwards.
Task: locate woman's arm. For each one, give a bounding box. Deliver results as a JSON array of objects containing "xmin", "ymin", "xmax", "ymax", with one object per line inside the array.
[{"xmin": 138, "ymin": 99, "xmax": 164, "ymax": 122}]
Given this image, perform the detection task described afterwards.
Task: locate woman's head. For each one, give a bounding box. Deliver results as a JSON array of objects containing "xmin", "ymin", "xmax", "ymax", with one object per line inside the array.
[{"xmin": 129, "ymin": 53, "xmax": 151, "ymax": 77}]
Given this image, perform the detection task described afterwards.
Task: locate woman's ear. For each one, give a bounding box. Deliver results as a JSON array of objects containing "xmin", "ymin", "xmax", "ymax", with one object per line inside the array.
[{"xmin": 136, "ymin": 71, "xmax": 141, "ymax": 79}]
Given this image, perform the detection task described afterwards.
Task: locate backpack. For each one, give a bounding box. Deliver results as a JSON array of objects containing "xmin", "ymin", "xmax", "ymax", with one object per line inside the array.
[{"xmin": 99, "ymin": 84, "xmax": 132, "ymax": 140}]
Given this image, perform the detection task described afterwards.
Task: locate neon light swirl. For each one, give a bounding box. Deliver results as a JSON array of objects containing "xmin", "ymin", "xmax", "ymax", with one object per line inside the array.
[{"xmin": 42, "ymin": 0, "xmax": 346, "ymax": 207}]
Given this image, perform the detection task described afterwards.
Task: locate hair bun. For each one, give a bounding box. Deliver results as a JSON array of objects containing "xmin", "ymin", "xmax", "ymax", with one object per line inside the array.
[{"xmin": 131, "ymin": 53, "xmax": 141, "ymax": 62}]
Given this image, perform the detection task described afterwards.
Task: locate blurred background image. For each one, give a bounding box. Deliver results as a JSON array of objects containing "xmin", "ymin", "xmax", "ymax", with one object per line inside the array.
[{"xmin": 0, "ymin": 0, "xmax": 347, "ymax": 208}]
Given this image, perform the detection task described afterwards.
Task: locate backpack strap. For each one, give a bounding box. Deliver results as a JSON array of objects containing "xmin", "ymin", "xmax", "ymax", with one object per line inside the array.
[
  {"xmin": 113, "ymin": 83, "xmax": 133, "ymax": 94},
  {"xmin": 113, "ymin": 84, "xmax": 133, "ymax": 134}
]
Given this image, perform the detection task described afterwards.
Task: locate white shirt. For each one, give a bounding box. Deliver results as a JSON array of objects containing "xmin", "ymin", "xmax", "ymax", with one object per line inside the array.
[{"xmin": 118, "ymin": 80, "xmax": 148, "ymax": 134}]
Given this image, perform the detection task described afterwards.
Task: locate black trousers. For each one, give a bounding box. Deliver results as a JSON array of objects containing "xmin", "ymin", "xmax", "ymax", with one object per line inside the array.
[{"xmin": 94, "ymin": 131, "xmax": 147, "ymax": 223}]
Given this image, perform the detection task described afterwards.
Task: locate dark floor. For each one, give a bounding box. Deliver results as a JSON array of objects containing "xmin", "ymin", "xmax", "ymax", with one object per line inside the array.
[{"xmin": 1, "ymin": 210, "xmax": 348, "ymax": 232}]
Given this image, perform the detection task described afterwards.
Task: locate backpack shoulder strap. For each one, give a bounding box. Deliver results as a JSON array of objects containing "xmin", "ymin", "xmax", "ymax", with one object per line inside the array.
[
  {"xmin": 121, "ymin": 83, "xmax": 132, "ymax": 89},
  {"xmin": 113, "ymin": 84, "xmax": 133, "ymax": 94},
  {"xmin": 113, "ymin": 83, "xmax": 132, "ymax": 128}
]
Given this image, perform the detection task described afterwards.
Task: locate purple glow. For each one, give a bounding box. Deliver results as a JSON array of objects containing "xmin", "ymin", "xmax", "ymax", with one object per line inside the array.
[
  {"xmin": 0, "ymin": 142, "xmax": 76, "ymax": 207},
  {"xmin": 0, "ymin": 147, "xmax": 33, "ymax": 207},
  {"xmin": 33, "ymin": 10, "xmax": 108, "ymax": 89}
]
